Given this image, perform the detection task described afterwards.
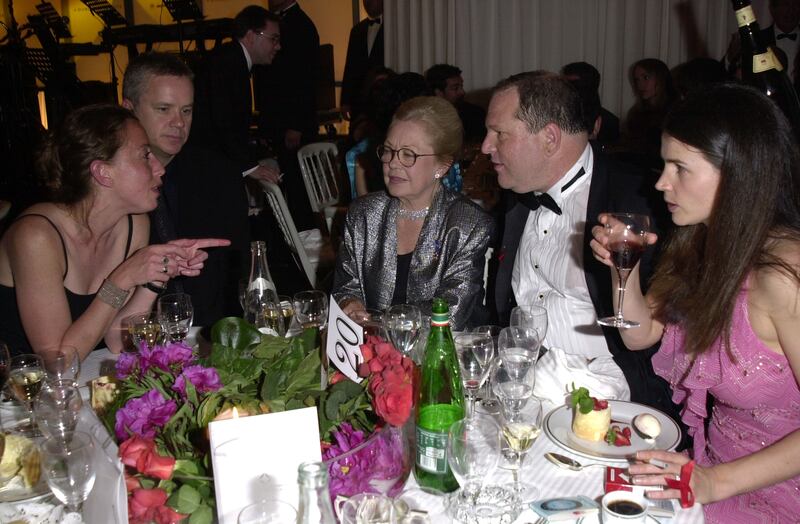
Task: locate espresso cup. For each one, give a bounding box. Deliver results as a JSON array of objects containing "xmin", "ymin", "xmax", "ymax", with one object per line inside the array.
[{"xmin": 601, "ymin": 490, "xmax": 648, "ymax": 524}]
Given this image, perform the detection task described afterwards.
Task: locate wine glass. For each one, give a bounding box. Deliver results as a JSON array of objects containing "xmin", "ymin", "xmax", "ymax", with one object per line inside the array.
[
  {"xmin": 497, "ymin": 326, "xmax": 542, "ymax": 361},
  {"xmin": 123, "ymin": 311, "xmax": 163, "ymax": 350},
  {"xmin": 499, "ymin": 396, "xmax": 543, "ymax": 500},
  {"xmin": 509, "ymin": 305, "xmax": 548, "ymax": 345},
  {"xmin": 383, "ymin": 304, "xmax": 422, "ymax": 357},
  {"xmin": 42, "ymin": 345, "xmax": 80, "ymax": 385},
  {"xmin": 278, "ymin": 295, "xmax": 295, "ymax": 335},
  {"xmin": 41, "ymin": 431, "xmax": 96, "ymax": 514},
  {"xmin": 8, "ymin": 353, "xmax": 45, "ymax": 432},
  {"xmin": 596, "ymin": 213, "xmax": 650, "ymax": 329},
  {"xmin": 157, "ymin": 293, "xmax": 194, "ymax": 342},
  {"xmin": 34, "ymin": 379, "xmax": 83, "ymax": 441},
  {"xmin": 238, "ymin": 499, "xmax": 297, "ymax": 523},
  {"xmin": 293, "ymin": 291, "xmax": 329, "ymax": 330},
  {"xmin": 471, "ymin": 326, "xmax": 501, "ymax": 413},
  {"xmin": 454, "ymin": 333, "xmax": 494, "ymax": 419},
  {"xmin": 490, "ymin": 351, "xmax": 538, "ymax": 498},
  {"xmin": 0, "ymin": 341, "xmax": 10, "ymax": 395},
  {"xmin": 446, "ymin": 415, "xmax": 502, "ymax": 518}
]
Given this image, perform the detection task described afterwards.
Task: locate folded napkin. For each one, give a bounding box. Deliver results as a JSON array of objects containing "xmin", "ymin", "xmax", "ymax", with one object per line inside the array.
[{"xmin": 534, "ymin": 347, "xmax": 631, "ymax": 414}]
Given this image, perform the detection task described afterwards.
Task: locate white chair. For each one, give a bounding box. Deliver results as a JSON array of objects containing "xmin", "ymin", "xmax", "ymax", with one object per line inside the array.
[
  {"xmin": 262, "ymin": 182, "xmax": 318, "ymax": 288},
  {"xmin": 297, "ymin": 142, "xmax": 340, "ymax": 232}
]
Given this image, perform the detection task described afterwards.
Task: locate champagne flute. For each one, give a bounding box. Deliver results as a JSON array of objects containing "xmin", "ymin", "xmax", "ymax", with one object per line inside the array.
[
  {"xmin": 383, "ymin": 304, "xmax": 422, "ymax": 357},
  {"xmin": 278, "ymin": 295, "xmax": 295, "ymax": 334},
  {"xmin": 471, "ymin": 326, "xmax": 501, "ymax": 413},
  {"xmin": 8, "ymin": 353, "xmax": 45, "ymax": 432},
  {"xmin": 34, "ymin": 379, "xmax": 83, "ymax": 441},
  {"xmin": 454, "ymin": 333, "xmax": 494, "ymax": 419},
  {"xmin": 157, "ymin": 293, "xmax": 194, "ymax": 342},
  {"xmin": 596, "ymin": 213, "xmax": 650, "ymax": 329},
  {"xmin": 41, "ymin": 431, "xmax": 96, "ymax": 514}
]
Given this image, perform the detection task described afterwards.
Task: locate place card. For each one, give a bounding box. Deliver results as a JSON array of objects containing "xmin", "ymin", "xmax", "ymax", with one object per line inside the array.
[
  {"xmin": 209, "ymin": 406, "xmax": 322, "ymax": 523},
  {"xmin": 326, "ymin": 297, "xmax": 364, "ymax": 383}
]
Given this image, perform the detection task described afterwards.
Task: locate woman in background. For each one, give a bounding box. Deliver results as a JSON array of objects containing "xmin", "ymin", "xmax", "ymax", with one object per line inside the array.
[
  {"xmin": 591, "ymin": 84, "xmax": 800, "ymax": 522},
  {"xmin": 623, "ymin": 58, "xmax": 676, "ymax": 168},
  {"xmin": 0, "ymin": 104, "xmax": 228, "ymax": 359}
]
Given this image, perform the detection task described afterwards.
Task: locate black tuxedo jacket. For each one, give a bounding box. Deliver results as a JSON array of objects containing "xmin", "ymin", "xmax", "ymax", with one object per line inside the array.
[
  {"xmin": 254, "ymin": 3, "xmax": 320, "ymax": 140},
  {"xmin": 493, "ymin": 147, "xmax": 681, "ymax": 424},
  {"xmin": 190, "ymin": 42, "xmax": 259, "ymax": 173},
  {"xmin": 341, "ymin": 19, "xmax": 384, "ymax": 114}
]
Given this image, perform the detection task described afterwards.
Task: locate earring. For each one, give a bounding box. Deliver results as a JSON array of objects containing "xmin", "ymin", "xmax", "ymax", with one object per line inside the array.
[{"xmin": 434, "ymin": 172, "xmax": 441, "ymax": 179}]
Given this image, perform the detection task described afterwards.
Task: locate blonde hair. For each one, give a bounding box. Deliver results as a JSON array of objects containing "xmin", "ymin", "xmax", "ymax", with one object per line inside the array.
[{"xmin": 391, "ymin": 96, "xmax": 463, "ymax": 163}]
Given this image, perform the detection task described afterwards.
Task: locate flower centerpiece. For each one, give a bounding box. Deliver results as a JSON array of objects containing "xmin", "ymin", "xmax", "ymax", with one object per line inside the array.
[{"xmin": 102, "ymin": 318, "xmax": 415, "ymax": 523}]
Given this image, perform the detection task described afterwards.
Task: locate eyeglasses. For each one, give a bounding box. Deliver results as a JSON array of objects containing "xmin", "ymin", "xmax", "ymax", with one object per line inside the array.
[
  {"xmin": 376, "ymin": 145, "xmax": 438, "ymax": 167},
  {"xmin": 255, "ymin": 31, "xmax": 281, "ymax": 44}
]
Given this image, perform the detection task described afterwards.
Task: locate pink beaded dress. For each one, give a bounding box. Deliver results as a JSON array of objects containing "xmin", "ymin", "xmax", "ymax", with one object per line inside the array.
[{"xmin": 652, "ymin": 285, "xmax": 800, "ymax": 523}]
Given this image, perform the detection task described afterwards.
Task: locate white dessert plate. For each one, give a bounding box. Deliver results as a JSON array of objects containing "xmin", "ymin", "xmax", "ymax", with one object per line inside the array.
[{"xmin": 543, "ymin": 400, "xmax": 681, "ymax": 463}]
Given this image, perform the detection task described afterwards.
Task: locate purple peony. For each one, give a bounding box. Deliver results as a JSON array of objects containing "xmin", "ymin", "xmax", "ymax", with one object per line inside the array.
[
  {"xmin": 116, "ymin": 352, "xmax": 139, "ymax": 380},
  {"xmin": 148, "ymin": 343, "xmax": 195, "ymax": 372},
  {"xmin": 115, "ymin": 389, "xmax": 178, "ymax": 440},
  {"xmin": 172, "ymin": 365, "xmax": 222, "ymax": 399}
]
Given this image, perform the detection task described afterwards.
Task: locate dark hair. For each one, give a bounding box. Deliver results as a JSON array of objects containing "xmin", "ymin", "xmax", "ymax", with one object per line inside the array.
[
  {"xmin": 493, "ymin": 71, "xmax": 585, "ymax": 134},
  {"xmin": 424, "ymin": 64, "xmax": 462, "ymax": 93},
  {"xmin": 670, "ymin": 58, "xmax": 728, "ymax": 99},
  {"xmin": 374, "ymin": 72, "xmax": 432, "ymax": 133},
  {"xmin": 631, "ymin": 58, "xmax": 676, "ymax": 108},
  {"xmin": 568, "ymin": 78, "xmax": 601, "ymax": 135},
  {"xmin": 35, "ymin": 104, "xmax": 137, "ymax": 205},
  {"xmin": 649, "ymin": 83, "xmax": 800, "ymax": 355},
  {"xmin": 122, "ymin": 52, "xmax": 193, "ymax": 104},
  {"xmin": 233, "ymin": 5, "xmax": 278, "ymax": 39},
  {"xmin": 561, "ymin": 61, "xmax": 601, "ymax": 92}
]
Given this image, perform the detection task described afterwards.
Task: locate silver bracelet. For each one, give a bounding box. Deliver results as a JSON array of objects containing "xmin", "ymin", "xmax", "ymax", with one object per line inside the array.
[{"xmin": 97, "ymin": 279, "xmax": 130, "ymax": 309}]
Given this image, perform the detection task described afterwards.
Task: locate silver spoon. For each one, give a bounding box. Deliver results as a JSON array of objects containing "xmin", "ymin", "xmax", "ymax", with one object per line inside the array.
[{"xmin": 544, "ymin": 452, "xmax": 607, "ymax": 472}]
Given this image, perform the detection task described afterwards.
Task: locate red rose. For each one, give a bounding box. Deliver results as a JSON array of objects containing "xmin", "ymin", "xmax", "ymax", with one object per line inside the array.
[
  {"xmin": 329, "ymin": 370, "xmax": 348, "ymax": 384},
  {"xmin": 129, "ymin": 487, "xmax": 168, "ymax": 522},
  {"xmin": 138, "ymin": 448, "xmax": 176, "ymax": 480},
  {"xmin": 119, "ymin": 436, "xmax": 155, "ymax": 469},
  {"xmin": 368, "ymin": 357, "xmax": 385, "ymax": 374},
  {"xmin": 357, "ymin": 362, "xmax": 372, "ymax": 378},
  {"xmin": 155, "ymin": 505, "xmax": 188, "ymax": 524},
  {"xmin": 360, "ymin": 343, "xmax": 375, "ymax": 362},
  {"xmin": 124, "ymin": 471, "xmax": 141, "ymax": 492},
  {"xmin": 372, "ymin": 374, "xmax": 413, "ymax": 426}
]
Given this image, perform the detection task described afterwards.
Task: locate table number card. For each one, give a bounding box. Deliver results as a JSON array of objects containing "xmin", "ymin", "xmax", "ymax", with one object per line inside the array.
[
  {"xmin": 208, "ymin": 407, "xmax": 321, "ymax": 524},
  {"xmin": 326, "ymin": 297, "xmax": 364, "ymax": 383}
]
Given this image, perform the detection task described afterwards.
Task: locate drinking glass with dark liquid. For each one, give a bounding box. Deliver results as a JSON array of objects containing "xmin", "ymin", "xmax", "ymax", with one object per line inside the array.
[{"xmin": 596, "ymin": 213, "xmax": 650, "ymax": 329}]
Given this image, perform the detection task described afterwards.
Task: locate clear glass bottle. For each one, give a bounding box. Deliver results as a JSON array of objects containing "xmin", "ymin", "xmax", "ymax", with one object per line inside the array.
[
  {"xmin": 245, "ymin": 240, "xmax": 281, "ymax": 335},
  {"xmin": 413, "ymin": 298, "xmax": 465, "ymax": 493},
  {"xmin": 296, "ymin": 461, "xmax": 336, "ymax": 524}
]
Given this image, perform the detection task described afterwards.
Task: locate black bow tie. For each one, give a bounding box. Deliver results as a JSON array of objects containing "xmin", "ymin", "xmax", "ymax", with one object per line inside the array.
[
  {"xmin": 516, "ymin": 167, "xmax": 586, "ymax": 215},
  {"xmin": 778, "ymin": 32, "xmax": 797, "ymax": 41},
  {"xmin": 367, "ymin": 18, "xmax": 381, "ymax": 26}
]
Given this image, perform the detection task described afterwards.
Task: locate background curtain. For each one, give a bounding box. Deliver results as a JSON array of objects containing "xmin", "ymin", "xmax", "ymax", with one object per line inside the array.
[{"xmin": 384, "ymin": 0, "xmax": 769, "ymax": 118}]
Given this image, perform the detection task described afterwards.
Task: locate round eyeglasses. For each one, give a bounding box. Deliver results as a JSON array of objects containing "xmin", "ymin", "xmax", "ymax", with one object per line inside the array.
[{"xmin": 376, "ymin": 145, "xmax": 438, "ymax": 168}]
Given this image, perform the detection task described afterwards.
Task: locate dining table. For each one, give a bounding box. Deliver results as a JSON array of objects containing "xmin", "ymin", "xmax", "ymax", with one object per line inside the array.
[{"xmin": 1, "ymin": 331, "xmax": 706, "ymax": 524}]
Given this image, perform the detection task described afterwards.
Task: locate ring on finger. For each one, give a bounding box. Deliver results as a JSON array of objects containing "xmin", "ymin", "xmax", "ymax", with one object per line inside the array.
[
  {"xmin": 161, "ymin": 264, "xmax": 168, "ymax": 274},
  {"xmin": 162, "ymin": 256, "xmax": 169, "ymax": 265}
]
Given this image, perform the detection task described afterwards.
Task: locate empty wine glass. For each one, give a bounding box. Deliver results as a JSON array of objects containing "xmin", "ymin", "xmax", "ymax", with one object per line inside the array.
[
  {"xmin": 470, "ymin": 326, "xmax": 501, "ymax": 413},
  {"xmin": 8, "ymin": 353, "xmax": 45, "ymax": 433},
  {"xmin": 596, "ymin": 213, "xmax": 650, "ymax": 329},
  {"xmin": 42, "ymin": 346, "xmax": 80, "ymax": 385},
  {"xmin": 238, "ymin": 499, "xmax": 297, "ymax": 523},
  {"xmin": 157, "ymin": 293, "xmax": 194, "ymax": 343},
  {"xmin": 509, "ymin": 305, "xmax": 548, "ymax": 346},
  {"xmin": 497, "ymin": 326, "xmax": 542, "ymax": 361},
  {"xmin": 384, "ymin": 304, "xmax": 422, "ymax": 357},
  {"xmin": 447, "ymin": 415, "xmax": 502, "ymax": 518},
  {"xmin": 454, "ymin": 333, "xmax": 494, "ymax": 419},
  {"xmin": 34, "ymin": 379, "xmax": 83, "ymax": 441},
  {"xmin": 41, "ymin": 431, "xmax": 96, "ymax": 514},
  {"xmin": 293, "ymin": 290, "xmax": 329, "ymax": 330}
]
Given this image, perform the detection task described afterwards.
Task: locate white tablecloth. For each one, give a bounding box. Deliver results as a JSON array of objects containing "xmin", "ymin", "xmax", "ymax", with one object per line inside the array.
[{"xmin": 31, "ymin": 342, "xmax": 705, "ymax": 524}]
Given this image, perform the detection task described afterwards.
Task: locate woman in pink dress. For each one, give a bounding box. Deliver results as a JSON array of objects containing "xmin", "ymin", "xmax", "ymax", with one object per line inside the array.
[{"xmin": 590, "ymin": 83, "xmax": 800, "ymax": 522}]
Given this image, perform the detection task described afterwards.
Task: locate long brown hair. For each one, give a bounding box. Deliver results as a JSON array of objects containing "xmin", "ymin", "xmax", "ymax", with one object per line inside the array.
[{"xmin": 649, "ymin": 84, "xmax": 800, "ymax": 355}]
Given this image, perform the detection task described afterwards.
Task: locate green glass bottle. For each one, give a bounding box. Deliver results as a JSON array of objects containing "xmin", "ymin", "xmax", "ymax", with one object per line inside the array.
[{"xmin": 414, "ymin": 298, "xmax": 465, "ymax": 492}]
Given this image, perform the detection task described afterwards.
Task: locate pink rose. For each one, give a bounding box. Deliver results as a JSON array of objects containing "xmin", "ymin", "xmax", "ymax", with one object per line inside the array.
[
  {"xmin": 155, "ymin": 505, "xmax": 188, "ymax": 524},
  {"xmin": 138, "ymin": 448, "xmax": 176, "ymax": 480},
  {"xmin": 124, "ymin": 472, "xmax": 141, "ymax": 492},
  {"xmin": 372, "ymin": 373, "xmax": 413, "ymax": 426},
  {"xmin": 119, "ymin": 436, "xmax": 155, "ymax": 469},
  {"xmin": 129, "ymin": 487, "xmax": 168, "ymax": 522}
]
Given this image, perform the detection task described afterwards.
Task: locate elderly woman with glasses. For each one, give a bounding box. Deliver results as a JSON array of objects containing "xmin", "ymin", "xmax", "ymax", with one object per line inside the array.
[{"xmin": 332, "ymin": 96, "xmax": 493, "ymax": 330}]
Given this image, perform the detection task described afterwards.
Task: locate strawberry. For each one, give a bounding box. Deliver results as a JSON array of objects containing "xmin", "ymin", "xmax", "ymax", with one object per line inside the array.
[
  {"xmin": 593, "ymin": 398, "xmax": 609, "ymax": 411},
  {"xmin": 622, "ymin": 427, "xmax": 632, "ymax": 439},
  {"xmin": 614, "ymin": 431, "xmax": 631, "ymax": 446},
  {"xmin": 604, "ymin": 425, "xmax": 632, "ymax": 447}
]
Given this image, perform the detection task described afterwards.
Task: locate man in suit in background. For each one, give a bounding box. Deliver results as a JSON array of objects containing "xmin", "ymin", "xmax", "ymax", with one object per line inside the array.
[
  {"xmin": 561, "ymin": 61, "xmax": 620, "ymax": 149},
  {"xmin": 190, "ymin": 5, "xmax": 281, "ymax": 184},
  {"xmin": 425, "ymin": 63, "xmax": 487, "ymax": 143},
  {"xmin": 761, "ymin": 0, "xmax": 800, "ymax": 78},
  {"xmin": 341, "ymin": 0, "xmax": 384, "ymax": 121},
  {"xmin": 122, "ymin": 53, "xmax": 250, "ymax": 326},
  {"xmin": 483, "ymin": 72, "xmax": 680, "ymax": 426},
  {"xmin": 254, "ymin": 0, "xmax": 319, "ymax": 231}
]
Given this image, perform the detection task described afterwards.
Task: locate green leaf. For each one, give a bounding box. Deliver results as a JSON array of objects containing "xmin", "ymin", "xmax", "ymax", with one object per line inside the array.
[
  {"xmin": 284, "ymin": 349, "xmax": 321, "ymax": 397},
  {"xmin": 167, "ymin": 483, "xmax": 202, "ymax": 514},
  {"xmin": 188, "ymin": 504, "xmax": 214, "ymax": 524},
  {"xmin": 139, "ymin": 477, "xmax": 156, "ymax": 489},
  {"xmin": 211, "ymin": 317, "xmax": 262, "ymax": 351}
]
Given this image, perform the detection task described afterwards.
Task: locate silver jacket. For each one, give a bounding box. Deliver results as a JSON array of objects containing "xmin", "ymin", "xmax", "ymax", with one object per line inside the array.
[{"xmin": 332, "ymin": 187, "xmax": 494, "ymax": 330}]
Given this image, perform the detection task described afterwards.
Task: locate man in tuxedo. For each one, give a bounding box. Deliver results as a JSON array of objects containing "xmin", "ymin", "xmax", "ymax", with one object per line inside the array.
[
  {"xmin": 483, "ymin": 72, "xmax": 680, "ymax": 424},
  {"xmin": 341, "ymin": 0, "xmax": 384, "ymax": 121},
  {"xmin": 425, "ymin": 63, "xmax": 487, "ymax": 143},
  {"xmin": 122, "ymin": 53, "xmax": 250, "ymax": 326},
  {"xmin": 254, "ymin": 0, "xmax": 319, "ymax": 231},
  {"xmin": 190, "ymin": 5, "xmax": 282, "ymax": 184},
  {"xmin": 761, "ymin": 0, "xmax": 800, "ymax": 78},
  {"xmin": 561, "ymin": 61, "xmax": 620, "ymax": 149}
]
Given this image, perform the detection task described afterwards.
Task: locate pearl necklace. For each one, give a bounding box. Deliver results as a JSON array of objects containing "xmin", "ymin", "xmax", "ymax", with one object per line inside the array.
[{"xmin": 396, "ymin": 206, "xmax": 429, "ymax": 221}]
